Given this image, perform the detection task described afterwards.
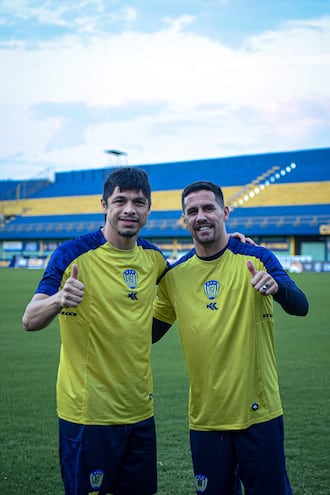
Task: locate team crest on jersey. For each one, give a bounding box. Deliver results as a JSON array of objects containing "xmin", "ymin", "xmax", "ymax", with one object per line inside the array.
[
  {"xmin": 204, "ymin": 280, "xmax": 220, "ymax": 299},
  {"xmin": 123, "ymin": 269, "xmax": 138, "ymax": 289},
  {"xmin": 195, "ymin": 474, "xmax": 208, "ymax": 492},
  {"xmin": 89, "ymin": 469, "xmax": 104, "ymax": 489}
]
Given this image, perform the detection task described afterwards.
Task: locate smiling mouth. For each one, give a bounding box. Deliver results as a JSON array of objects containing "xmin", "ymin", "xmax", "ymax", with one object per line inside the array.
[
  {"xmin": 196, "ymin": 225, "xmax": 212, "ymax": 231},
  {"xmin": 120, "ymin": 217, "xmax": 138, "ymax": 224}
]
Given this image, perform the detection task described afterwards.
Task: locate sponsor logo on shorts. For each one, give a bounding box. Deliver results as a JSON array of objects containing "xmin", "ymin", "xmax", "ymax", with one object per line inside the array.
[
  {"xmin": 90, "ymin": 469, "xmax": 104, "ymax": 490},
  {"xmin": 195, "ymin": 474, "xmax": 208, "ymax": 493}
]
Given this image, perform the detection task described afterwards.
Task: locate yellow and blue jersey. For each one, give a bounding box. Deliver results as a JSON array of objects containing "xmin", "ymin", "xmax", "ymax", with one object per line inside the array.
[
  {"xmin": 153, "ymin": 237, "xmax": 308, "ymax": 431},
  {"xmin": 36, "ymin": 228, "xmax": 167, "ymax": 425}
]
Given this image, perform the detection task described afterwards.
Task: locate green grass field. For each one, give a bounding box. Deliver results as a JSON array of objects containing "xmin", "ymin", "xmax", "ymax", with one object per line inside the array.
[{"xmin": 1, "ymin": 269, "xmax": 329, "ymax": 494}]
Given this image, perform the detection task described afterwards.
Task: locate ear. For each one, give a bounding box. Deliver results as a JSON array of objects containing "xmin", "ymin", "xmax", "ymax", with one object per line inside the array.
[
  {"xmin": 101, "ymin": 197, "xmax": 107, "ymax": 213},
  {"xmin": 182, "ymin": 212, "xmax": 188, "ymax": 228},
  {"xmin": 224, "ymin": 205, "xmax": 230, "ymax": 222}
]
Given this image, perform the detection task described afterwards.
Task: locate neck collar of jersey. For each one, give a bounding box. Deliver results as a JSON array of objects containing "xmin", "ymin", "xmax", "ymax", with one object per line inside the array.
[{"xmin": 196, "ymin": 240, "xmax": 229, "ymax": 261}]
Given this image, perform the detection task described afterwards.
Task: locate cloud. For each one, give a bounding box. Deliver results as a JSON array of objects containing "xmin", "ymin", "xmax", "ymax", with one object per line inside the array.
[
  {"xmin": 28, "ymin": 100, "xmax": 167, "ymax": 151},
  {"xmin": 0, "ymin": 0, "xmax": 138, "ymax": 43},
  {"xmin": 163, "ymin": 14, "xmax": 195, "ymax": 32},
  {"xmin": 0, "ymin": 6, "xmax": 330, "ymax": 179}
]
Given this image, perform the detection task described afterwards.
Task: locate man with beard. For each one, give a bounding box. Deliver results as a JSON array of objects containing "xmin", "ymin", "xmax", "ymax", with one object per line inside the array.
[
  {"xmin": 153, "ymin": 180, "xmax": 308, "ymax": 495},
  {"xmin": 22, "ymin": 167, "xmax": 167, "ymax": 495}
]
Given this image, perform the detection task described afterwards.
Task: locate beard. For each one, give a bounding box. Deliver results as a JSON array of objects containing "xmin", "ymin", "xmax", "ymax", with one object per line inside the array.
[
  {"xmin": 117, "ymin": 228, "xmax": 137, "ymax": 238},
  {"xmin": 198, "ymin": 237, "xmax": 214, "ymax": 244},
  {"xmin": 194, "ymin": 230, "xmax": 216, "ymax": 244}
]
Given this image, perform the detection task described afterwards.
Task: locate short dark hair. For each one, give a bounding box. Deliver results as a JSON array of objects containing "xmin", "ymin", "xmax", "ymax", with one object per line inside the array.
[
  {"xmin": 103, "ymin": 167, "xmax": 151, "ymax": 205},
  {"xmin": 181, "ymin": 181, "xmax": 224, "ymax": 210}
]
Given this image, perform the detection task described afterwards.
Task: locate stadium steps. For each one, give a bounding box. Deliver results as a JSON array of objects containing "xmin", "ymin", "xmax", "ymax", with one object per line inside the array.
[
  {"xmin": 2, "ymin": 180, "xmax": 327, "ymax": 218},
  {"xmin": 227, "ymin": 165, "xmax": 281, "ymax": 206},
  {"xmin": 0, "ymin": 195, "xmax": 101, "ymax": 217}
]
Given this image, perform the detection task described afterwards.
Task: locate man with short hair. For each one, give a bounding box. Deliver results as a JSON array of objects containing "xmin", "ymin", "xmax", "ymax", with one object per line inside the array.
[
  {"xmin": 153, "ymin": 180, "xmax": 308, "ymax": 495},
  {"xmin": 23, "ymin": 167, "xmax": 167, "ymax": 495}
]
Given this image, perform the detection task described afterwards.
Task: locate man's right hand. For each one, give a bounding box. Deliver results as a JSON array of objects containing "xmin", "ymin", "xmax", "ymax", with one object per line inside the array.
[{"xmin": 60, "ymin": 263, "xmax": 85, "ymax": 307}]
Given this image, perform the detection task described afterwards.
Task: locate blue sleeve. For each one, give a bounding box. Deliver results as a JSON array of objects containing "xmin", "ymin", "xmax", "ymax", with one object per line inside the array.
[
  {"xmin": 258, "ymin": 246, "xmax": 309, "ymax": 316},
  {"xmin": 273, "ymin": 280, "xmax": 309, "ymax": 316},
  {"xmin": 36, "ymin": 229, "xmax": 105, "ymax": 296},
  {"xmin": 152, "ymin": 318, "xmax": 172, "ymax": 343},
  {"xmin": 231, "ymin": 240, "xmax": 309, "ymax": 317},
  {"xmin": 35, "ymin": 243, "xmax": 74, "ymax": 296}
]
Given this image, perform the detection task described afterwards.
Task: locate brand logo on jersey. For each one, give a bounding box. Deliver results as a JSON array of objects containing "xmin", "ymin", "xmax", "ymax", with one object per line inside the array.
[
  {"xmin": 204, "ymin": 280, "xmax": 220, "ymax": 299},
  {"xmin": 89, "ymin": 470, "xmax": 104, "ymax": 489},
  {"xmin": 206, "ymin": 302, "xmax": 218, "ymax": 310},
  {"xmin": 195, "ymin": 474, "xmax": 208, "ymax": 492},
  {"xmin": 128, "ymin": 292, "xmax": 138, "ymax": 300},
  {"xmin": 123, "ymin": 269, "xmax": 138, "ymax": 289}
]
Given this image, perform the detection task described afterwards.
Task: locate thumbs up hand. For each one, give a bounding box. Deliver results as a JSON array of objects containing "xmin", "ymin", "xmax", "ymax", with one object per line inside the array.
[
  {"xmin": 247, "ymin": 260, "xmax": 278, "ymax": 295},
  {"xmin": 71, "ymin": 263, "xmax": 79, "ymax": 280},
  {"xmin": 60, "ymin": 263, "xmax": 85, "ymax": 307}
]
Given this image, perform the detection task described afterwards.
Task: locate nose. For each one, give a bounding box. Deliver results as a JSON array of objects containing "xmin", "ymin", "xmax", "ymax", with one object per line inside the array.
[
  {"xmin": 123, "ymin": 201, "xmax": 136, "ymax": 215},
  {"xmin": 196, "ymin": 208, "xmax": 207, "ymax": 222}
]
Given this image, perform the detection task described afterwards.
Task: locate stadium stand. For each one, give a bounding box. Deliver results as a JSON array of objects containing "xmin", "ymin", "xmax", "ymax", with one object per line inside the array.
[{"xmin": 0, "ymin": 147, "xmax": 329, "ymax": 265}]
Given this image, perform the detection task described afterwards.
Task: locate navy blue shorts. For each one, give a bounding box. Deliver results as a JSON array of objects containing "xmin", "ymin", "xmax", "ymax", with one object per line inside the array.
[
  {"xmin": 59, "ymin": 416, "xmax": 157, "ymax": 495},
  {"xmin": 190, "ymin": 416, "xmax": 292, "ymax": 495}
]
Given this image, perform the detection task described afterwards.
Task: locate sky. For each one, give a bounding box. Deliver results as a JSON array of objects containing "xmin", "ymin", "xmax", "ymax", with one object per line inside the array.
[{"xmin": 0, "ymin": 0, "xmax": 330, "ymax": 181}]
